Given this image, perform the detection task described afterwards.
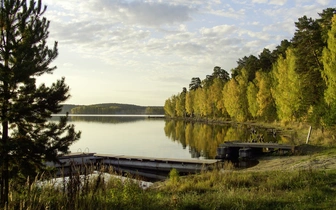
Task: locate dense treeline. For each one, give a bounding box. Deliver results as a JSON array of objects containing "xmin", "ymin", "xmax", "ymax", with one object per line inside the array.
[
  {"xmin": 63, "ymin": 103, "xmax": 164, "ymax": 115},
  {"xmin": 164, "ymin": 8, "xmax": 336, "ymax": 127},
  {"xmin": 58, "ymin": 104, "xmax": 78, "ymax": 114}
]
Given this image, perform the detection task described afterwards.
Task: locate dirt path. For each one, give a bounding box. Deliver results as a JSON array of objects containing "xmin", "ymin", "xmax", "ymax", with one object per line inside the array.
[{"xmin": 243, "ymin": 153, "xmax": 336, "ymax": 172}]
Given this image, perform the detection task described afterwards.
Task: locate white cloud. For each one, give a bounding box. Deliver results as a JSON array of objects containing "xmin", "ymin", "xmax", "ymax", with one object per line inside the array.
[
  {"xmin": 42, "ymin": 0, "xmax": 335, "ymax": 105},
  {"xmin": 200, "ymin": 25, "xmax": 237, "ymax": 36},
  {"xmin": 252, "ymin": 0, "xmax": 268, "ymax": 3},
  {"xmin": 269, "ymin": 0, "xmax": 287, "ymax": 5},
  {"xmin": 91, "ymin": 1, "xmax": 197, "ymax": 27},
  {"xmin": 316, "ymin": 0, "xmax": 330, "ymax": 6},
  {"xmin": 206, "ymin": 6, "xmax": 246, "ymax": 19}
]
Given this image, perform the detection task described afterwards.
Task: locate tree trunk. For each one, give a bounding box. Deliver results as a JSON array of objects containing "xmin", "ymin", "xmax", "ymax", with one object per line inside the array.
[{"xmin": 1, "ymin": 80, "xmax": 9, "ymax": 207}]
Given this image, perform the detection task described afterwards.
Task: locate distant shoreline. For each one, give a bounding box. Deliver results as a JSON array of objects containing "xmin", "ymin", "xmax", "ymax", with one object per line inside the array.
[
  {"xmin": 60, "ymin": 103, "xmax": 164, "ymax": 115},
  {"xmin": 52, "ymin": 114, "xmax": 165, "ymax": 118}
]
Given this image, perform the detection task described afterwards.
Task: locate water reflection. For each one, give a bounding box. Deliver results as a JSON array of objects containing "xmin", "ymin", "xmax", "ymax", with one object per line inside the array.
[
  {"xmin": 48, "ymin": 115, "xmax": 294, "ymax": 161},
  {"xmin": 49, "ymin": 115, "xmax": 197, "ymax": 159},
  {"xmin": 51, "ymin": 115, "xmax": 158, "ymax": 124},
  {"xmin": 164, "ymin": 120, "xmax": 287, "ymax": 159}
]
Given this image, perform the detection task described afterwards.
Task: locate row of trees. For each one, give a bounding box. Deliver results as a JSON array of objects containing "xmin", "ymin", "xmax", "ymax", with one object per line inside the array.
[
  {"xmin": 69, "ymin": 103, "xmax": 164, "ymax": 115},
  {"xmin": 164, "ymin": 8, "xmax": 336, "ymax": 127}
]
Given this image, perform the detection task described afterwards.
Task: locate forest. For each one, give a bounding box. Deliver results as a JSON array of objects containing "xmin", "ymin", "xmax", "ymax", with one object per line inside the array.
[
  {"xmin": 62, "ymin": 103, "xmax": 164, "ymax": 115},
  {"xmin": 164, "ymin": 8, "xmax": 336, "ymax": 128}
]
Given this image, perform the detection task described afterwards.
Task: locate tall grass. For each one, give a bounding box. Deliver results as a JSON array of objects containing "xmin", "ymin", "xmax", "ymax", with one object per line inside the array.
[
  {"xmin": 257, "ymin": 120, "xmax": 336, "ymax": 146},
  {"xmin": 6, "ymin": 167, "xmax": 336, "ymax": 210}
]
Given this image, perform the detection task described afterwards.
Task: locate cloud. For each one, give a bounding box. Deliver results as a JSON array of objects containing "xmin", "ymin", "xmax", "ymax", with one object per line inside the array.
[
  {"xmin": 251, "ymin": 0, "xmax": 287, "ymax": 5},
  {"xmin": 269, "ymin": 0, "xmax": 287, "ymax": 5},
  {"xmin": 200, "ymin": 25, "xmax": 237, "ymax": 36},
  {"xmin": 90, "ymin": 0, "xmax": 197, "ymax": 27},
  {"xmin": 252, "ymin": 0, "xmax": 268, "ymax": 3},
  {"xmin": 205, "ymin": 5, "xmax": 246, "ymax": 19},
  {"xmin": 316, "ymin": 0, "xmax": 330, "ymax": 6},
  {"xmin": 45, "ymin": 0, "xmax": 335, "ymax": 82}
]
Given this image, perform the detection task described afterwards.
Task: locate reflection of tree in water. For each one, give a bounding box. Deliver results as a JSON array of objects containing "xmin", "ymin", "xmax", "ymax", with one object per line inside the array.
[
  {"xmin": 189, "ymin": 147, "xmax": 201, "ymax": 158},
  {"xmin": 50, "ymin": 115, "xmax": 149, "ymax": 124},
  {"xmin": 164, "ymin": 120, "xmax": 281, "ymax": 159},
  {"xmin": 247, "ymin": 126, "xmax": 279, "ymax": 143}
]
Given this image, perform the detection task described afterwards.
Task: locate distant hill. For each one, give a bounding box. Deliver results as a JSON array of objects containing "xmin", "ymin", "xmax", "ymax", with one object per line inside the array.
[
  {"xmin": 59, "ymin": 104, "xmax": 78, "ymax": 114},
  {"xmin": 59, "ymin": 103, "xmax": 164, "ymax": 115}
]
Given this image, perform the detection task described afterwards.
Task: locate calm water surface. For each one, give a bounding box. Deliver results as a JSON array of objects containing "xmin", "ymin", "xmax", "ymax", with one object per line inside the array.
[
  {"xmin": 51, "ymin": 115, "xmax": 290, "ymax": 160},
  {"xmin": 53, "ymin": 115, "xmax": 195, "ymax": 159}
]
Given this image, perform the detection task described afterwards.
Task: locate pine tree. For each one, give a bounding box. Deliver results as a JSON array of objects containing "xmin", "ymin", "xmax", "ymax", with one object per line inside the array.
[
  {"xmin": 0, "ymin": 0, "xmax": 81, "ymax": 205},
  {"xmin": 291, "ymin": 15, "xmax": 325, "ymax": 117}
]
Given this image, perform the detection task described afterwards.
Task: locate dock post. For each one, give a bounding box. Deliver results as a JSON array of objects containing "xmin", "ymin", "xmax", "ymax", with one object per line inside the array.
[{"xmin": 306, "ymin": 126, "xmax": 312, "ymax": 144}]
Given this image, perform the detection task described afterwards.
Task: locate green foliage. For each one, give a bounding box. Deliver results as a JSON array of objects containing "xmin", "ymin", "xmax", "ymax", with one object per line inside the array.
[
  {"xmin": 69, "ymin": 103, "xmax": 164, "ymax": 115},
  {"xmin": 169, "ymin": 168, "xmax": 180, "ymax": 185},
  {"xmin": 272, "ymin": 39, "xmax": 291, "ymax": 59},
  {"xmin": 233, "ymin": 69, "xmax": 249, "ymax": 122},
  {"xmin": 203, "ymin": 66, "xmax": 230, "ymax": 89},
  {"xmin": 164, "ymin": 96, "xmax": 176, "ymax": 117},
  {"xmin": 322, "ymin": 15, "xmax": 336, "ymax": 106},
  {"xmin": 193, "ymin": 88, "xmax": 204, "ymax": 117},
  {"xmin": 7, "ymin": 169, "xmax": 336, "ymax": 210},
  {"xmin": 189, "ymin": 77, "xmax": 202, "ymax": 91},
  {"xmin": 185, "ymin": 91, "xmax": 194, "ymax": 117},
  {"xmin": 318, "ymin": 8, "xmax": 336, "ymax": 43},
  {"xmin": 322, "ymin": 103, "xmax": 336, "ymax": 127},
  {"xmin": 231, "ymin": 55, "xmax": 260, "ymax": 81},
  {"xmin": 145, "ymin": 106, "xmax": 165, "ymax": 115},
  {"xmin": 258, "ymin": 48, "xmax": 277, "ymax": 72},
  {"xmin": 320, "ymin": 15, "xmax": 336, "ymax": 126},
  {"xmin": 272, "ymin": 48, "xmax": 303, "ymax": 123},
  {"xmin": 247, "ymin": 81, "xmax": 259, "ymax": 118},
  {"xmin": 223, "ymin": 79, "xmax": 241, "ymax": 121},
  {"xmin": 292, "ymin": 14, "xmax": 325, "ymax": 118},
  {"xmin": 256, "ymin": 71, "xmax": 277, "ymax": 121},
  {"xmin": 175, "ymin": 90, "xmax": 186, "ymax": 117},
  {"xmin": 0, "ymin": 0, "xmax": 81, "ymax": 205},
  {"xmin": 209, "ymin": 78, "xmax": 227, "ymax": 118},
  {"xmin": 163, "ymin": 8, "xmax": 336, "ymax": 130}
]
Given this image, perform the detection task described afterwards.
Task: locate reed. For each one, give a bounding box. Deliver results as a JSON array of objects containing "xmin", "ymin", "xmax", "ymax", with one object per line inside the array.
[{"xmin": 6, "ymin": 167, "xmax": 336, "ymax": 210}]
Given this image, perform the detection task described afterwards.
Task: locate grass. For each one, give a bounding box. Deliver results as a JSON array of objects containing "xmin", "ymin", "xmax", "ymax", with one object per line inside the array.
[
  {"xmin": 5, "ymin": 167, "xmax": 336, "ymax": 210},
  {"xmin": 4, "ymin": 123, "xmax": 336, "ymax": 209},
  {"xmin": 250, "ymin": 120, "xmax": 336, "ymax": 147}
]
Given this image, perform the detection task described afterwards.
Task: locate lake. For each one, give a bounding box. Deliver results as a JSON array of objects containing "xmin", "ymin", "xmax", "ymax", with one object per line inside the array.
[{"xmin": 51, "ymin": 115, "xmax": 291, "ymax": 160}]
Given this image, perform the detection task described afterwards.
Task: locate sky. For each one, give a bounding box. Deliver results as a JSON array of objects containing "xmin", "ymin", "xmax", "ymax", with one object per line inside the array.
[{"xmin": 40, "ymin": 0, "xmax": 335, "ymax": 106}]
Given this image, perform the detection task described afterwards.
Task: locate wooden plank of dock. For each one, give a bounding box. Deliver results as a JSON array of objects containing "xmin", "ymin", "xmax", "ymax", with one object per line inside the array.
[
  {"xmin": 94, "ymin": 154, "xmax": 219, "ymax": 165},
  {"xmin": 57, "ymin": 152, "xmax": 96, "ymax": 159},
  {"xmin": 94, "ymin": 154, "xmax": 219, "ymax": 174}
]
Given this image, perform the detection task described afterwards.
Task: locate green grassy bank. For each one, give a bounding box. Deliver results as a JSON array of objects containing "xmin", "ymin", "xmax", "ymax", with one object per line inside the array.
[{"xmin": 6, "ymin": 167, "xmax": 336, "ymax": 210}]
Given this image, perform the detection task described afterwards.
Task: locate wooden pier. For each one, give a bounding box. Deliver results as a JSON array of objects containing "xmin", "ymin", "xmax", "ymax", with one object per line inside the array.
[
  {"xmin": 46, "ymin": 142, "xmax": 295, "ymax": 179},
  {"xmin": 46, "ymin": 153, "xmax": 219, "ymax": 180},
  {"xmin": 216, "ymin": 141, "xmax": 295, "ymax": 160},
  {"xmin": 95, "ymin": 154, "xmax": 217, "ymax": 173}
]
